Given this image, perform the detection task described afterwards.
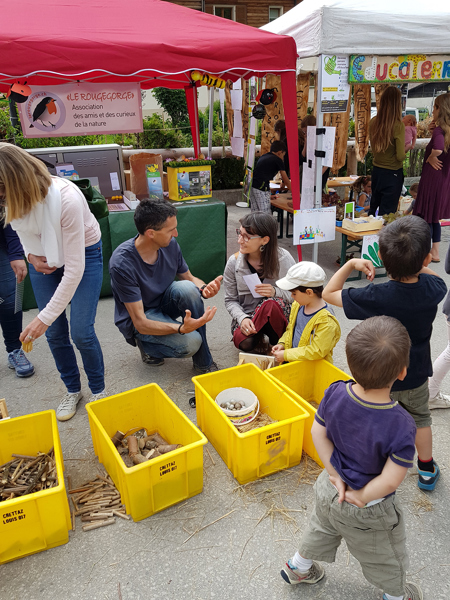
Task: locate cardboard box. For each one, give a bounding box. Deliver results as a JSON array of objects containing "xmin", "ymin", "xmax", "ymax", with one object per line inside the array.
[
  {"xmin": 342, "ymin": 216, "xmax": 383, "ymax": 232},
  {"xmin": 130, "ymin": 153, "xmax": 164, "ymax": 200}
]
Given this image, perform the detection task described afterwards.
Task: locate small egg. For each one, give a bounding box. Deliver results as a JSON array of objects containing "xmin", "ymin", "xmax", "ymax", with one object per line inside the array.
[
  {"xmin": 220, "ymin": 403, "xmax": 227, "ymax": 408},
  {"xmin": 234, "ymin": 402, "xmax": 242, "ymax": 410}
]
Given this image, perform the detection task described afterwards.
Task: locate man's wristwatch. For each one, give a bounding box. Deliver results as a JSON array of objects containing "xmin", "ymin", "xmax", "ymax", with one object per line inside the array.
[{"xmin": 199, "ymin": 284, "xmax": 207, "ymax": 298}]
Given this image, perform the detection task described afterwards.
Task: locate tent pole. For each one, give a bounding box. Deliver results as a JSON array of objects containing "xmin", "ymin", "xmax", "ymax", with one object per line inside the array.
[
  {"xmin": 208, "ymin": 87, "xmax": 214, "ymax": 158},
  {"xmin": 313, "ymin": 56, "xmax": 324, "ymax": 264},
  {"xmin": 281, "ymin": 71, "xmax": 302, "ymax": 261},
  {"xmin": 185, "ymin": 85, "xmax": 201, "ymax": 158}
]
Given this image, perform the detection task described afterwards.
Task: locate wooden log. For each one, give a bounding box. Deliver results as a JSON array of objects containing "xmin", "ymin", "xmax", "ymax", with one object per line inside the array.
[
  {"xmin": 111, "ymin": 431, "xmax": 125, "ymax": 447},
  {"xmin": 157, "ymin": 444, "xmax": 182, "ymax": 455},
  {"xmin": 82, "ymin": 518, "xmax": 116, "ymax": 532},
  {"xmin": 112, "ymin": 510, "xmax": 130, "ymax": 520}
]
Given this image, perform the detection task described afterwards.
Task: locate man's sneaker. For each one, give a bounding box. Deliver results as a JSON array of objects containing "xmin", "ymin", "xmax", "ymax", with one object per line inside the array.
[
  {"xmin": 280, "ymin": 560, "xmax": 325, "ymax": 585},
  {"xmin": 8, "ymin": 348, "xmax": 35, "ymax": 378},
  {"xmin": 56, "ymin": 391, "xmax": 83, "ymax": 422},
  {"xmin": 89, "ymin": 390, "xmax": 108, "ymax": 402},
  {"xmin": 418, "ymin": 460, "xmax": 440, "ymax": 491},
  {"xmin": 194, "ymin": 361, "xmax": 219, "ymax": 375},
  {"xmin": 135, "ymin": 337, "xmax": 164, "ymax": 366},
  {"xmin": 429, "ymin": 391, "xmax": 450, "ymax": 409},
  {"xmin": 383, "ymin": 582, "xmax": 423, "ymax": 600}
]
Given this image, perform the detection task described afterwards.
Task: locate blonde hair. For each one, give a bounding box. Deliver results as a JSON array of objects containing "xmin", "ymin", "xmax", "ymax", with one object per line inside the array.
[
  {"xmin": 434, "ymin": 93, "xmax": 450, "ymax": 152},
  {"xmin": 0, "ymin": 143, "xmax": 52, "ymax": 223},
  {"xmin": 402, "ymin": 115, "xmax": 416, "ymax": 127},
  {"xmin": 370, "ymin": 87, "xmax": 403, "ymax": 154}
]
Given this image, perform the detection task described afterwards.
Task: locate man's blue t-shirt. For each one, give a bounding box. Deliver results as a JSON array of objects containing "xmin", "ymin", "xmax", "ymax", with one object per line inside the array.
[
  {"xmin": 315, "ymin": 380, "xmax": 416, "ymax": 490},
  {"xmin": 342, "ymin": 274, "xmax": 447, "ymax": 391},
  {"xmin": 109, "ymin": 237, "xmax": 188, "ymax": 340}
]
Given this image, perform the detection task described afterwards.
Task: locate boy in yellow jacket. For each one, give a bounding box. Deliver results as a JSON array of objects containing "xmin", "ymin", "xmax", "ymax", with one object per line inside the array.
[{"xmin": 271, "ymin": 262, "xmax": 340, "ymax": 363}]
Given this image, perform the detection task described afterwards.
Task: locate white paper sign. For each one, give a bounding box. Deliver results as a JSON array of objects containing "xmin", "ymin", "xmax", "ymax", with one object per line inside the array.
[
  {"xmin": 320, "ymin": 55, "xmax": 350, "ymax": 113},
  {"xmin": 218, "ymin": 88, "xmax": 225, "ymax": 124},
  {"xmin": 301, "ymin": 165, "xmax": 315, "ymax": 210},
  {"xmin": 243, "ymin": 274, "xmax": 263, "ymax": 298},
  {"xmin": 233, "ymin": 110, "xmax": 243, "ymax": 138},
  {"xmin": 293, "ymin": 207, "xmax": 336, "ymax": 246},
  {"xmin": 323, "ymin": 126, "xmax": 336, "ymax": 168},
  {"xmin": 306, "ymin": 126, "xmax": 316, "ymax": 163},
  {"xmin": 361, "ymin": 235, "xmax": 383, "ymax": 267},
  {"xmin": 248, "ymin": 140, "xmax": 256, "ymax": 170},
  {"xmin": 249, "ymin": 115, "xmax": 256, "ymax": 137},
  {"xmin": 231, "ymin": 137, "xmax": 245, "ymax": 157},
  {"xmin": 231, "ymin": 90, "xmax": 243, "ymax": 110},
  {"xmin": 233, "ymin": 79, "xmax": 242, "ymax": 90}
]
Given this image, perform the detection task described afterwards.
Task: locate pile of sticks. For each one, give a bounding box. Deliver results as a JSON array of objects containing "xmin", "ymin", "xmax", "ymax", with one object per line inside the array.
[
  {"xmin": 0, "ymin": 450, "xmax": 57, "ymax": 502},
  {"xmin": 68, "ymin": 473, "xmax": 130, "ymax": 532}
]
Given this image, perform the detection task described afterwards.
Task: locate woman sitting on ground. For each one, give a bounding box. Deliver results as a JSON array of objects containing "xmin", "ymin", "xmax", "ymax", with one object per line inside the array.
[{"xmin": 223, "ymin": 212, "xmax": 295, "ymax": 354}]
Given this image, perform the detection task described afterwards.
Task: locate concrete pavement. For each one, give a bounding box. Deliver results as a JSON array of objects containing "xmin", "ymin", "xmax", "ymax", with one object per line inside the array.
[{"xmin": 1, "ymin": 204, "xmax": 449, "ymax": 600}]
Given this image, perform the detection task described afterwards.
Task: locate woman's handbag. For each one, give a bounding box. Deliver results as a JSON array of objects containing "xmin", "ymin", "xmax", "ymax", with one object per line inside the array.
[{"xmin": 72, "ymin": 179, "xmax": 109, "ymax": 220}]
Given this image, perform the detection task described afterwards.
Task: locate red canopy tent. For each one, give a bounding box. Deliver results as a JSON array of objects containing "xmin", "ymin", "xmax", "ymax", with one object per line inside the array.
[{"xmin": 0, "ymin": 0, "xmax": 300, "ymax": 208}]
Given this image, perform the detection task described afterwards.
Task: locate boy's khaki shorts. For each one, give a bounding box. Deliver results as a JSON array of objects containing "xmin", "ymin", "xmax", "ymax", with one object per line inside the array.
[
  {"xmin": 299, "ymin": 470, "xmax": 408, "ymax": 597},
  {"xmin": 390, "ymin": 380, "xmax": 431, "ymax": 428}
]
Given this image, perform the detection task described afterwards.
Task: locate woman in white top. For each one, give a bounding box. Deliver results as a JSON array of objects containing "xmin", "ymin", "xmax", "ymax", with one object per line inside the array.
[
  {"xmin": 0, "ymin": 143, "xmax": 105, "ymax": 421},
  {"xmin": 223, "ymin": 212, "xmax": 295, "ymax": 354}
]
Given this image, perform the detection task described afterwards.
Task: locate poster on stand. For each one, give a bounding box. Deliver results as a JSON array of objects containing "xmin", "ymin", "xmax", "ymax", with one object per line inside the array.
[
  {"xmin": 320, "ymin": 55, "xmax": 350, "ymax": 113},
  {"xmin": 18, "ymin": 83, "xmax": 142, "ymax": 137},
  {"xmin": 293, "ymin": 207, "xmax": 336, "ymax": 246},
  {"xmin": 361, "ymin": 235, "xmax": 383, "ymax": 267}
]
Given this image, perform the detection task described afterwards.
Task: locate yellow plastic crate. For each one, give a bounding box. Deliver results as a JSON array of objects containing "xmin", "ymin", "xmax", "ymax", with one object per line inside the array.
[
  {"xmin": 0, "ymin": 410, "xmax": 71, "ymax": 564},
  {"xmin": 266, "ymin": 360, "xmax": 351, "ymax": 467},
  {"xmin": 193, "ymin": 363, "xmax": 309, "ymax": 484},
  {"xmin": 86, "ymin": 384, "xmax": 208, "ymax": 522}
]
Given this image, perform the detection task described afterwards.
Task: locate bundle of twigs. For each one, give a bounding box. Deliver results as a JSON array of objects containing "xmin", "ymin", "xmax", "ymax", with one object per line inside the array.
[
  {"xmin": 68, "ymin": 472, "xmax": 130, "ymax": 532},
  {"xmin": 0, "ymin": 449, "xmax": 57, "ymax": 502}
]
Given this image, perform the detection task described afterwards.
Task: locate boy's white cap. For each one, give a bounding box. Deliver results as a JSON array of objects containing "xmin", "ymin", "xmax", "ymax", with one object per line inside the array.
[{"xmin": 276, "ymin": 261, "xmax": 326, "ymax": 290}]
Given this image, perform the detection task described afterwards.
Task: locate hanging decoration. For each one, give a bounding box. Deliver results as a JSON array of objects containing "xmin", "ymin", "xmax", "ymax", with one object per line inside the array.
[
  {"xmin": 6, "ymin": 81, "xmax": 32, "ymax": 103},
  {"xmin": 252, "ymin": 104, "xmax": 266, "ymax": 120},
  {"xmin": 256, "ymin": 88, "xmax": 277, "ymax": 105},
  {"xmin": 190, "ymin": 71, "xmax": 226, "ymax": 89}
]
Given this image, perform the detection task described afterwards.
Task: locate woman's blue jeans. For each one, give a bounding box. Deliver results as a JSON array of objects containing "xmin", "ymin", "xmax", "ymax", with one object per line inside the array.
[
  {"xmin": 135, "ymin": 280, "xmax": 213, "ymax": 369},
  {"xmin": 29, "ymin": 240, "xmax": 105, "ymax": 394},
  {"xmin": 0, "ymin": 243, "xmax": 23, "ymax": 354}
]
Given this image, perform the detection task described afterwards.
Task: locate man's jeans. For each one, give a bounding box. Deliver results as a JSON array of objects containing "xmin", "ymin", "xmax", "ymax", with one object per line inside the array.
[
  {"xmin": 134, "ymin": 280, "xmax": 213, "ymax": 369},
  {"xmin": 29, "ymin": 240, "xmax": 105, "ymax": 394},
  {"xmin": 0, "ymin": 244, "xmax": 22, "ymax": 354}
]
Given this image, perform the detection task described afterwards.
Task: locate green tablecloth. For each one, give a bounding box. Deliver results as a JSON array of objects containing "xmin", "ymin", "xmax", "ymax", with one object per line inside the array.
[{"xmin": 22, "ymin": 199, "xmax": 227, "ymax": 311}]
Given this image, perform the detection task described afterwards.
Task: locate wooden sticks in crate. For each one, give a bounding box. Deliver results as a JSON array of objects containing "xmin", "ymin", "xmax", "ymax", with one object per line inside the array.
[
  {"xmin": 0, "ymin": 449, "xmax": 57, "ymax": 502},
  {"xmin": 68, "ymin": 472, "xmax": 130, "ymax": 532}
]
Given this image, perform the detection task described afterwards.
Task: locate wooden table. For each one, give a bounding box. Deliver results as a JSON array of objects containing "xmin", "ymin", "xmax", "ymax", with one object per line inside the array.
[
  {"xmin": 327, "ymin": 177, "xmax": 358, "ymax": 200},
  {"xmin": 335, "ymin": 225, "xmax": 386, "ymax": 281},
  {"xmin": 271, "ymin": 194, "xmax": 294, "ymax": 239}
]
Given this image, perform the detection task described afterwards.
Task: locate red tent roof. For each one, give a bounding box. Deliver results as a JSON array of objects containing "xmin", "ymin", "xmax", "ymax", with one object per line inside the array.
[{"xmin": 0, "ymin": 0, "xmax": 297, "ymax": 91}]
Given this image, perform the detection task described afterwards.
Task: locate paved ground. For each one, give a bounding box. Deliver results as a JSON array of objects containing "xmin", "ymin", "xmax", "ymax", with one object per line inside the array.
[{"xmin": 1, "ymin": 205, "xmax": 450, "ymax": 600}]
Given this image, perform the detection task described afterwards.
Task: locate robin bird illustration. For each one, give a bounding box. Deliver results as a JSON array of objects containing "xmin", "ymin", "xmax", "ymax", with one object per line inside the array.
[{"xmin": 30, "ymin": 97, "xmax": 58, "ymax": 128}]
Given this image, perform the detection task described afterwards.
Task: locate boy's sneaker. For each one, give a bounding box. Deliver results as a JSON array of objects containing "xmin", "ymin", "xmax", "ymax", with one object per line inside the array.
[
  {"xmin": 418, "ymin": 460, "xmax": 440, "ymax": 491},
  {"xmin": 56, "ymin": 391, "xmax": 83, "ymax": 422},
  {"xmin": 8, "ymin": 348, "xmax": 35, "ymax": 378},
  {"xmin": 429, "ymin": 391, "xmax": 450, "ymax": 409},
  {"xmin": 280, "ymin": 560, "xmax": 325, "ymax": 585},
  {"xmin": 383, "ymin": 582, "xmax": 423, "ymax": 600},
  {"xmin": 89, "ymin": 390, "xmax": 108, "ymax": 402}
]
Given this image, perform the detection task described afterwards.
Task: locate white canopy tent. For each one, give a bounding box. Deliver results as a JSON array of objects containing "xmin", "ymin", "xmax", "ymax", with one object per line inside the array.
[{"xmin": 262, "ymin": 0, "xmax": 450, "ymax": 58}]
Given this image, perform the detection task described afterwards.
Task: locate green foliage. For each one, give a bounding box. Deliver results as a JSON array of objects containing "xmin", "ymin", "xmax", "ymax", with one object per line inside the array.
[
  {"xmin": 15, "ymin": 133, "xmax": 105, "ymax": 149},
  {"xmin": 168, "ymin": 159, "xmax": 215, "ymax": 168},
  {"xmin": 357, "ymin": 151, "xmax": 373, "ymax": 176},
  {"xmin": 152, "ymin": 88, "xmax": 189, "ymax": 127},
  {"xmin": 136, "ymin": 114, "xmax": 191, "ymax": 149},
  {"xmin": 0, "ymin": 107, "xmax": 16, "ymax": 142},
  {"xmin": 212, "ymin": 157, "xmax": 245, "ymax": 190},
  {"xmin": 348, "ymin": 119, "xmax": 355, "ymax": 138}
]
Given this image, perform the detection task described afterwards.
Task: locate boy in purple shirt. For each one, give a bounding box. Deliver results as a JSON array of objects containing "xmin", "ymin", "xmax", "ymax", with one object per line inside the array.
[
  {"xmin": 323, "ymin": 216, "xmax": 447, "ymax": 492},
  {"xmin": 281, "ymin": 316, "xmax": 421, "ymax": 600}
]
